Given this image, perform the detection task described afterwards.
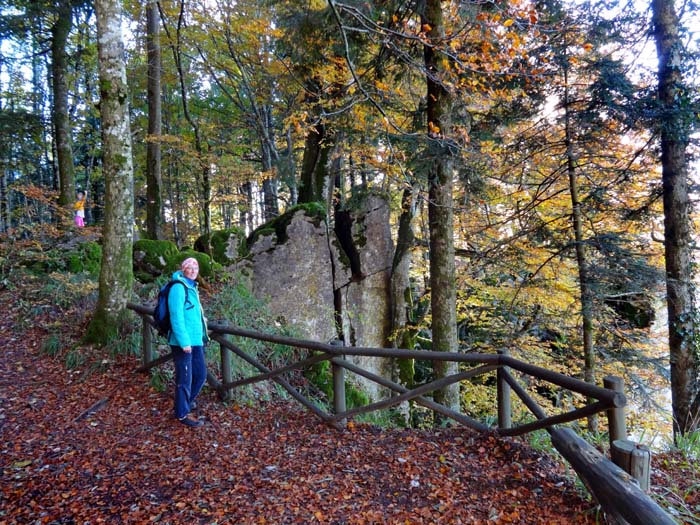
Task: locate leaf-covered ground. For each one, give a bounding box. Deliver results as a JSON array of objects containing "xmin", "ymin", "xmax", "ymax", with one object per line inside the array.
[{"xmin": 0, "ymin": 297, "xmax": 599, "ymax": 525}]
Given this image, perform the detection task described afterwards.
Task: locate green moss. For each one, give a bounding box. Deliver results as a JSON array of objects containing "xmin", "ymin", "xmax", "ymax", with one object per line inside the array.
[
  {"xmin": 247, "ymin": 202, "xmax": 327, "ymax": 249},
  {"xmin": 344, "ymin": 187, "xmax": 390, "ymax": 212},
  {"xmin": 398, "ymin": 358, "xmax": 415, "ymax": 386},
  {"xmin": 346, "ymin": 383, "xmax": 369, "ymax": 409},
  {"xmin": 331, "ymin": 236, "xmax": 351, "ymax": 270},
  {"xmin": 196, "ymin": 227, "xmax": 247, "ymax": 264},
  {"xmin": 305, "ymin": 360, "xmax": 334, "ymax": 400},
  {"xmin": 133, "ymin": 239, "xmax": 179, "ymax": 278}
]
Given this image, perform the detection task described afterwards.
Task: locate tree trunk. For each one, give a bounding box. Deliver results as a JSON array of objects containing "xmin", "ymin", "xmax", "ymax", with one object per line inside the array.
[
  {"xmin": 86, "ymin": 0, "xmax": 134, "ymax": 345},
  {"xmin": 422, "ymin": 0, "xmax": 460, "ymax": 417},
  {"xmin": 390, "ymin": 185, "xmax": 418, "ymax": 388},
  {"xmin": 652, "ymin": 0, "xmax": 699, "ymax": 438},
  {"xmin": 239, "ymin": 182, "xmax": 253, "ymax": 233},
  {"xmin": 564, "ymin": 70, "xmax": 597, "ymax": 433},
  {"xmin": 145, "ymin": 0, "xmax": 163, "ymax": 240},
  {"xmin": 261, "ymin": 137, "xmax": 279, "ymax": 221},
  {"xmin": 51, "ymin": 0, "xmax": 75, "ymax": 213},
  {"xmin": 298, "ymin": 117, "xmax": 327, "ymax": 204},
  {"xmin": 164, "ymin": 0, "xmax": 211, "ymax": 245}
]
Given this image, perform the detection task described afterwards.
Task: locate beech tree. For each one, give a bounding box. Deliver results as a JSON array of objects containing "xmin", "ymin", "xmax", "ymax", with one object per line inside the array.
[{"xmin": 85, "ymin": 0, "xmax": 134, "ymax": 344}]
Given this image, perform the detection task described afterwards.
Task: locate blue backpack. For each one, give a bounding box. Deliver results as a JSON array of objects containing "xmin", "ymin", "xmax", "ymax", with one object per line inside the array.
[{"xmin": 152, "ymin": 280, "xmax": 188, "ymax": 338}]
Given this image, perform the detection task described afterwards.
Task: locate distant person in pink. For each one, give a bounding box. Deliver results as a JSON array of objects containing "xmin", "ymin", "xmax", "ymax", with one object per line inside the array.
[{"xmin": 74, "ymin": 190, "xmax": 87, "ymax": 227}]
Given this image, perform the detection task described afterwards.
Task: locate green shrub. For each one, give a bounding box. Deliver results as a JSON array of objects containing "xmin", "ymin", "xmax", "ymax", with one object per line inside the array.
[{"xmin": 41, "ymin": 334, "xmax": 63, "ymax": 357}]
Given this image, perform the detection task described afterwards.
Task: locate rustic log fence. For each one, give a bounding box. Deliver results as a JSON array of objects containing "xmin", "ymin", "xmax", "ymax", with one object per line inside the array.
[{"xmin": 127, "ymin": 302, "xmax": 677, "ymax": 525}]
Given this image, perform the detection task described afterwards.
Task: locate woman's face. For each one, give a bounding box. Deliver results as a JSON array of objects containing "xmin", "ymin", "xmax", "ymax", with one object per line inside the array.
[{"xmin": 183, "ymin": 264, "xmax": 199, "ymax": 280}]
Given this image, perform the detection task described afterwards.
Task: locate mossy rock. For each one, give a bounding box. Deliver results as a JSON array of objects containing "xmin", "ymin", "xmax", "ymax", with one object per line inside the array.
[
  {"xmin": 194, "ymin": 227, "xmax": 247, "ymax": 265},
  {"xmin": 247, "ymin": 202, "xmax": 327, "ymax": 250},
  {"xmin": 343, "ymin": 187, "xmax": 390, "ymax": 213},
  {"xmin": 133, "ymin": 239, "xmax": 179, "ymax": 282},
  {"xmin": 20, "ymin": 242, "xmax": 102, "ymax": 277},
  {"xmin": 166, "ymin": 249, "xmax": 216, "ymax": 279}
]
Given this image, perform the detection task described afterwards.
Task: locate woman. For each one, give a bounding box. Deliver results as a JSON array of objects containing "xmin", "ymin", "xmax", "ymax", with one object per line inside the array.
[{"xmin": 168, "ymin": 257, "xmax": 209, "ymax": 427}]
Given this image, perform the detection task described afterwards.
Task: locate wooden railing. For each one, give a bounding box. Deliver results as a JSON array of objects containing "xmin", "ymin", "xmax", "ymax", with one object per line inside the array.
[{"xmin": 127, "ymin": 302, "xmax": 678, "ymax": 525}]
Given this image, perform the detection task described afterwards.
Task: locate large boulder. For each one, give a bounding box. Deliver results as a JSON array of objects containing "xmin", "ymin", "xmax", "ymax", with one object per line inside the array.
[
  {"xmin": 194, "ymin": 227, "xmax": 246, "ymax": 266},
  {"xmin": 243, "ymin": 196, "xmax": 396, "ymax": 402},
  {"xmin": 133, "ymin": 239, "xmax": 179, "ymax": 282},
  {"xmin": 246, "ymin": 204, "xmax": 338, "ymax": 342}
]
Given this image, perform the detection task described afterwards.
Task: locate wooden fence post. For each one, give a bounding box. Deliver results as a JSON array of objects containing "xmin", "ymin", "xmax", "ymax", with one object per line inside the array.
[
  {"xmin": 142, "ymin": 316, "xmax": 153, "ymax": 369},
  {"xmin": 603, "ymin": 375, "xmax": 627, "ymax": 448},
  {"xmin": 497, "ymin": 348, "xmax": 511, "ymax": 430},
  {"xmin": 611, "ymin": 439, "xmax": 652, "ymax": 492},
  {"xmin": 220, "ymin": 335, "xmax": 233, "ymax": 401},
  {"xmin": 331, "ymin": 339, "xmax": 346, "ymax": 426}
]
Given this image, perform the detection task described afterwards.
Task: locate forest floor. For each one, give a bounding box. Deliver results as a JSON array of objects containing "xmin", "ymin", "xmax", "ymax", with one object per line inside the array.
[{"xmin": 0, "ymin": 288, "xmax": 697, "ymax": 525}]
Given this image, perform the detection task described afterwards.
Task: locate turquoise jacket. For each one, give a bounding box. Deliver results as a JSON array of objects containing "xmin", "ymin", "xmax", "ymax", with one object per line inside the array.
[{"xmin": 167, "ymin": 270, "xmax": 208, "ymax": 348}]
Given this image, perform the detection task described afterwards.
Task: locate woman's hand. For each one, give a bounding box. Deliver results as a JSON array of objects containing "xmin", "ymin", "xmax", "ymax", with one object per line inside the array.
[{"xmin": 183, "ymin": 346, "xmax": 192, "ymax": 353}]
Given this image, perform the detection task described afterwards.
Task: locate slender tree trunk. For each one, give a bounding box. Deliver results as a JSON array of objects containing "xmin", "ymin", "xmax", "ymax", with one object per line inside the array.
[
  {"xmin": 652, "ymin": 0, "xmax": 699, "ymax": 438},
  {"xmin": 86, "ymin": 0, "xmax": 134, "ymax": 344},
  {"xmin": 563, "ymin": 70, "xmax": 597, "ymax": 432},
  {"xmin": 0, "ymin": 168, "xmax": 7, "ymax": 233},
  {"xmin": 240, "ymin": 182, "xmax": 253, "ymax": 233},
  {"xmin": 261, "ymin": 139, "xmax": 279, "ymax": 221},
  {"xmin": 298, "ymin": 116, "xmax": 326, "ymax": 204},
  {"xmin": 164, "ymin": 0, "xmax": 212, "ymax": 245},
  {"xmin": 51, "ymin": 0, "xmax": 75, "ymax": 213},
  {"xmin": 146, "ymin": 0, "xmax": 163, "ymax": 239},
  {"xmin": 286, "ymin": 128, "xmax": 298, "ymax": 205},
  {"xmin": 422, "ymin": 0, "xmax": 460, "ymax": 417},
  {"xmin": 390, "ymin": 185, "xmax": 419, "ymax": 388}
]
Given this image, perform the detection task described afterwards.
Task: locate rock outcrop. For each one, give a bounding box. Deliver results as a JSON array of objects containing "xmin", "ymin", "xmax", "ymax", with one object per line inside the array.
[{"xmin": 243, "ymin": 196, "xmax": 395, "ymax": 401}]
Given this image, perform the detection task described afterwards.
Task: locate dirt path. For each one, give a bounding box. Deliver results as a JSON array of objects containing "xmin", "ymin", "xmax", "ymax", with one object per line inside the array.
[{"xmin": 0, "ymin": 301, "xmax": 596, "ymax": 524}]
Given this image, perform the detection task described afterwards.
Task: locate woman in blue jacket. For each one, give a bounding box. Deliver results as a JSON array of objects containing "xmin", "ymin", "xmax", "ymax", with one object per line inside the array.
[{"xmin": 168, "ymin": 257, "xmax": 208, "ymax": 427}]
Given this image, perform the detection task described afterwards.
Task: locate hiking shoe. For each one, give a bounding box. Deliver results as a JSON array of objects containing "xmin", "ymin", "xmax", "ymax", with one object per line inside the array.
[
  {"xmin": 179, "ymin": 417, "xmax": 203, "ymax": 428},
  {"xmin": 189, "ymin": 401, "xmax": 197, "ymax": 411}
]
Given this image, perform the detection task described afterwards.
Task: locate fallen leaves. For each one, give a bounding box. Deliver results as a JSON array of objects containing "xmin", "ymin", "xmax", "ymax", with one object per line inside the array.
[{"xmin": 0, "ymin": 290, "xmax": 601, "ymax": 524}]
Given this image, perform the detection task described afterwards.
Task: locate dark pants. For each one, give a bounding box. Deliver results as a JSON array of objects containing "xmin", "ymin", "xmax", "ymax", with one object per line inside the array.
[{"xmin": 171, "ymin": 345, "xmax": 206, "ymax": 419}]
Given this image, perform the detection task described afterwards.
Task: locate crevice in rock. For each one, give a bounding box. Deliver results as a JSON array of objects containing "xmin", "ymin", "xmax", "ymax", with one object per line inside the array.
[{"xmin": 334, "ymin": 209, "xmax": 362, "ymax": 280}]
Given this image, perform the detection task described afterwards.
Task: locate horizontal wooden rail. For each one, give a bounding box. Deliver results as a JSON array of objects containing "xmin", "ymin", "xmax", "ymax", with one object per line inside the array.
[
  {"xmin": 207, "ymin": 321, "xmax": 501, "ymax": 365},
  {"xmin": 500, "ymin": 355, "xmax": 625, "ymax": 407}
]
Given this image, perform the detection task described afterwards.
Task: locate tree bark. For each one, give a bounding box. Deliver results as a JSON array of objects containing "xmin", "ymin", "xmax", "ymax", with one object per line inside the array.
[
  {"xmin": 390, "ymin": 185, "xmax": 419, "ymax": 391},
  {"xmin": 652, "ymin": 0, "xmax": 699, "ymax": 437},
  {"xmin": 86, "ymin": 0, "xmax": 134, "ymax": 344},
  {"xmin": 563, "ymin": 69, "xmax": 597, "ymax": 433},
  {"xmin": 422, "ymin": 0, "xmax": 460, "ymax": 416},
  {"xmin": 146, "ymin": 0, "xmax": 163, "ymax": 240},
  {"xmin": 298, "ymin": 116, "xmax": 327, "ymax": 204},
  {"xmin": 51, "ymin": 0, "xmax": 75, "ymax": 213}
]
